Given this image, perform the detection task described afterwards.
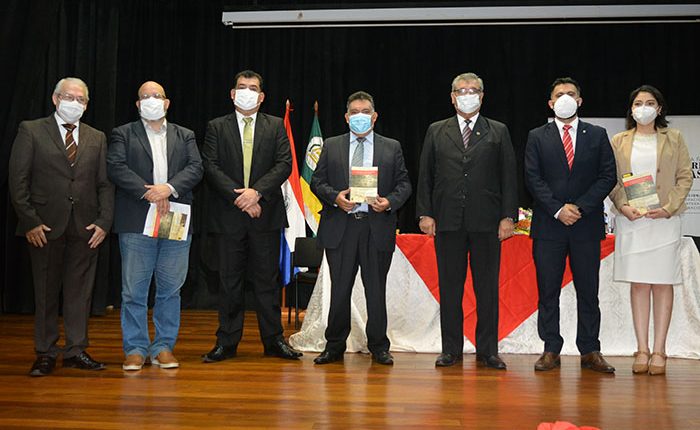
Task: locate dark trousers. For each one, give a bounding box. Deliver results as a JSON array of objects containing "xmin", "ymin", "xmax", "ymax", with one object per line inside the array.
[
  {"xmin": 216, "ymin": 229, "xmax": 283, "ymax": 349},
  {"xmin": 532, "ymin": 237, "xmax": 602, "ymax": 355},
  {"xmin": 324, "ymin": 217, "xmax": 393, "ymax": 355},
  {"xmin": 28, "ymin": 215, "xmax": 98, "ymax": 359},
  {"xmin": 435, "ymin": 229, "xmax": 501, "ymax": 356}
]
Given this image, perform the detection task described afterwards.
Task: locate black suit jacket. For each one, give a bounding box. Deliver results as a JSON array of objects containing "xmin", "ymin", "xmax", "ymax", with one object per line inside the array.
[
  {"xmin": 202, "ymin": 112, "xmax": 292, "ymax": 233},
  {"xmin": 416, "ymin": 115, "xmax": 518, "ymax": 232},
  {"xmin": 9, "ymin": 115, "xmax": 114, "ymax": 239},
  {"xmin": 106, "ymin": 120, "xmax": 203, "ymax": 233},
  {"xmin": 311, "ymin": 132, "xmax": 412, "ymax": 252},
  {"xmin": 524, "ymin": 120, "xmax": 616, "ymax": 241}
]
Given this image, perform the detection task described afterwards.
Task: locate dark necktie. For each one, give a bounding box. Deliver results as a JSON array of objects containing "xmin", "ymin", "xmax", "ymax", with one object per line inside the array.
[
  {"xmin": 462, "ymin": 119, "xmax": 472, "ymax": 149},
  {"xmin": 63, "ymin": 123, "xmax": 77, "ymax": 166},
  {"xmin": 562, "ymin": 124, "xmax": 574, "ymax": 170}
]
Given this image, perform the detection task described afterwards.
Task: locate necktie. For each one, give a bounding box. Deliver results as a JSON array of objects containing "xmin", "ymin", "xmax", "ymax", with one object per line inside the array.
[
  {"xmin": 462, "ymin": 119, "xmax": 472, "ymax": 149},
  {"xmin": 242, "ymin": 117, "xmax": 253, "ymax": 187},
  {"xmin": 352, "ymin": 137, "xmax": 365, "ymax": 167},
  {"xmin": 63, "ymin": 123, "xmax": 77, "ymax": 166},
  {"xmin": 562, "ymin": 124, "xmax": 574, "ymax": 170}
]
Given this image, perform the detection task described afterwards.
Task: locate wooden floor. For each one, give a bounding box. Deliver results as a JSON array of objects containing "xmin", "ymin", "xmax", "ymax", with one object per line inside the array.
[{"xmin": 0, "ymin": 311, "xmax": 698, "ymax": 429}]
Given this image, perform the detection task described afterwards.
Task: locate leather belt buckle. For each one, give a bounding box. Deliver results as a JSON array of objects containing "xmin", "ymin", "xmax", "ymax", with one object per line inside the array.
[{"xmin": 351, "ymin": 212, "xmax": 368, "ymax": 220}]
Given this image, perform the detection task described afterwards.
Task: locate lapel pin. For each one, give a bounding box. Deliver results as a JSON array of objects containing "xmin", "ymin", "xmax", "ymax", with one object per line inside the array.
[
  {"xmin": 476, "ymin": 131, "xmax": 481, "ymax": 136},
  {"xmin": 582, "ymin": 129, "xmax": 587, "ymax": 134}
]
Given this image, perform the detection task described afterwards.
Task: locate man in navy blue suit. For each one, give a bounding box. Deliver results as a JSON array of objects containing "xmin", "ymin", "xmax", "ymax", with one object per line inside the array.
[
  {"xmin": 524, "ymin": 77, "xmax": 617, "ymax": 373},
  {"xmin": 108, "ymin": 81, "xmax": 203, "ymax": 371}
]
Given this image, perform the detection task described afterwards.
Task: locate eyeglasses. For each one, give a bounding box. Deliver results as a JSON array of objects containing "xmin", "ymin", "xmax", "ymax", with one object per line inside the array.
[
  {"xmin": 57, "ymin": 93, "xmax": 88, "ymax": 104},
  {"xmin": 139, "ymin": 93, "xmax": 166, "ymax": 100},
  {"xmin": 452, "ymin": 87, "xmax": 482, "ymax": 95}
]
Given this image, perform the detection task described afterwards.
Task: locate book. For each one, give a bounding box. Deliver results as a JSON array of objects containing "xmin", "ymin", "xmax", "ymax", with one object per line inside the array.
[
  {"xmin": 349, "ymin": 166, "xmax": 378, "ymax": 204},
  {"xmin": 622, "ymin": 172, "xmax": 661, "ymax": 215},
  {"xmin": 143, "ymin": 202, "xmax": 191, "ymax": 240}
]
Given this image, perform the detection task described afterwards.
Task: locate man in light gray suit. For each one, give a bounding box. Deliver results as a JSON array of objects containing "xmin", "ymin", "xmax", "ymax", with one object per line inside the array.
[
  {"xmin": 311, "ymin": 91, "xmax": 412, "ymax": 366},
  {"xmin": 9, "ymin": 77, "xmax": 114, "ymax": 376}
]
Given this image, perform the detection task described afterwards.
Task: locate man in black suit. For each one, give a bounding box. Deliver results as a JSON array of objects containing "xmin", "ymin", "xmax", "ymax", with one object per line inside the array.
[
  {"xmin": 524, "ymin": 77, "xmax": 617, "ymax": 373},
  {"xmin": 201, "ymin": 70, "xmax": 301, "ymax": 362},
  {"xmin": 108, "ymin": 81, "xmax": 203, "ymax": 371},
  {"xmin": 311, "ymin": 91, "xmax": 411, "ymax": 365},
  {"xmin": 9, "ymin": 77, "xmax": 114, "ymax": 376},
  {"xmin": 416, "ymin": 73, "xmax": 517, "ymax": 369}
]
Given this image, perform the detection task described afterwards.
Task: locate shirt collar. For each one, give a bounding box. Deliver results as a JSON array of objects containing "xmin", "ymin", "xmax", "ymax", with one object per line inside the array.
[
  {"xmin": 54, "ymin": 112, "xmax": 80, "ymax": 130},
  {"xmin": 554, "ymin": 116, "xmax": 579, "ymax": 132},
  {"xmin": 236, "ymin": 110, "xmax": 258, "ymax": 124},
  {"xmin": 457, "ymin": 112, "xmax": 479, "ymax": 129},
  {"xmin": 351, "ymin": 130, "xmax": 374, "ymax": 145},
  {"xmin": 141, "ymin": 118, "xmax": 168, "ymax": 134}
]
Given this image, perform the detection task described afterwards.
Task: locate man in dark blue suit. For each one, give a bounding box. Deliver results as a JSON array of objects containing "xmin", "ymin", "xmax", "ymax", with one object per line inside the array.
[
  {"xmin": 524, "ymin": 77, "xmax": 617, "ymax": 373},
  {"xmin": 107, "ymin": 81, "xmax": 203, "ymax": 371},
  {"xmin": 311, "ymin": 91, "xmax": 411, "ymax": 365}
]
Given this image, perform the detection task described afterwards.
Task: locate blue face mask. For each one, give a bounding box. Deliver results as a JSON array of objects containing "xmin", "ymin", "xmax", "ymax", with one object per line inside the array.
[{"xmin": 348, "ymin": 113, "xmax": 372, "ymax": 135}]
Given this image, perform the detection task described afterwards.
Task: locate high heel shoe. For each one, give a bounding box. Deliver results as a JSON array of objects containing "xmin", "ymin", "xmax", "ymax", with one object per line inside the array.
[
  {"xmin": 648, "ymin": 352, "xmax": 667, "ymax": 376},
  {"xmin": 632, "ymin": 351, "xmax": 650, "ymax": 374}
]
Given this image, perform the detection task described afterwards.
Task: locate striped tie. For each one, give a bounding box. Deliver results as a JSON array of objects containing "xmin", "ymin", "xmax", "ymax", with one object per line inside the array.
[
  {"xmin": 63, "ymin": 123, "xmax": 77, "ymax": 166},
  {"xmin": 352, "ymin": 137, "xmax": 365, "ymax": 167},
  {"xmin": 562, "ymin": 124, "xmax": 574, "ymax": 170},
  {"xmin": 462, "ymin": 119, "xmax": 472, "ymax": 149}
]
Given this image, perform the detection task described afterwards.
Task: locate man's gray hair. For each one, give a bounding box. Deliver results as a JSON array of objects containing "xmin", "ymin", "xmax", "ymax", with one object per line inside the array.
[
  {"xmin": 451, "ymin": 73, "xmax": 484, "ymax": 92},
  {"xmin": 53, "ymin": 77, "xmax": 90, "ymax": 101}
]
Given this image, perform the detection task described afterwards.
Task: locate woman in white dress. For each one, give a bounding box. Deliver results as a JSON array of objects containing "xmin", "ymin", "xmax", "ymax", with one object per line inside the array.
[{"xmin": 609, "ymin": 85, "xmax": 693, "ymax": 375}]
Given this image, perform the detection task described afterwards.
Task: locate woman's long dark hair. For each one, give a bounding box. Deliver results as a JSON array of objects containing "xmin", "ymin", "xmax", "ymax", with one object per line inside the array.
[{"xmin": 625, "ymin": 84, "xmax": 669, "ymax": 130}]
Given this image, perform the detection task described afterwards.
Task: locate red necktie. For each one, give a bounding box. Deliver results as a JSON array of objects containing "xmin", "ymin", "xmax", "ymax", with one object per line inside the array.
[
  {"xmin": 63, "ymin": 123, "xmax": 77, "ymax": 166},
  {"xmin": 562, "ymin": 124, "xmax": 574, "ymax": 170}
]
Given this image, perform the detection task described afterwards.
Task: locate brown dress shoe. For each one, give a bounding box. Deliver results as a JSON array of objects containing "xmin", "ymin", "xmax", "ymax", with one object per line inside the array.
[
  {"xmin": 153, "ymin": 350, "xmax": 179, "ymax": 369},
  {"xmin": 534, "ymin": 352, "xmax": 561, "ymax": 371},
  {"xmin": 122, "ymin": 354, "xmax": 146, "ymax": 371},
  {"xmin": 580, "ymin": 351, "xmax": 615, "ymax": 373}
]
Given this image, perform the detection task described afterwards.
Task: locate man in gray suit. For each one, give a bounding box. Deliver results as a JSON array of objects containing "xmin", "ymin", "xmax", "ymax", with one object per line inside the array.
[
  {"xmin": 107, "ymin": 81, "xmax": 203, "ymax": 371},
  {"xmin": 311, "ymin": 91, "xmax": 412, "ymax": 365},
  {"xmin": 417, "ymin": 72, "xmax": 518, "ymax": 369},
  {"xmin": 9, "ymin": 77, "xmax": 114, "ymax": 376}
]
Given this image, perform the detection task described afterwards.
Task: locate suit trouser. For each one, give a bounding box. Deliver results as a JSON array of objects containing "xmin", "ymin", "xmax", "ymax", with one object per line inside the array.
[
  {"xmin": 324, "ymin": 216, "xmax": 393, "ymax": 355},
  {"xmin": 532, "ymin": 237, "xmax": 602, "ymax": 355},
  {"xmin": 435, "ymin": 229, "xmax": 501, "ymax": 356},
  {"xmin": 28, "ymin": 214, "xmax": 98, "ymax": 359},
  {"xmin": 216, "ymin": 229, "xmax": 283, "ymax": 349}
]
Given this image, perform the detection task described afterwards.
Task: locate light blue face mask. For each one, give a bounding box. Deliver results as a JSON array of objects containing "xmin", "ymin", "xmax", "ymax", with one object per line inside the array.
[{"xmin": 348, "ymin": 113, "xmax": 372, "ymax": 134}]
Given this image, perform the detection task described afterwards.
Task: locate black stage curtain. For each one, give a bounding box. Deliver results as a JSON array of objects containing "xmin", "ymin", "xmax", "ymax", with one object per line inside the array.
[{"xmin": 2, "ymin": 0, "xmax": 699, "ymax": 313}]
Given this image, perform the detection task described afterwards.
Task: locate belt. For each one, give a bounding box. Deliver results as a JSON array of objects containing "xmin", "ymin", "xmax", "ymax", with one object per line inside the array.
[{"xmin": 349, "ymin": 212, "xmax": 368, "ymax": 220}]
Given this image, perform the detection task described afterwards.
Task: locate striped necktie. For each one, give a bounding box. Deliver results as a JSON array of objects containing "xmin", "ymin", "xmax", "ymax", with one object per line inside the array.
[
  {"xmin": 462, "ymin": 119, "xmax": 472, "ymax": 149},
  {"xmin": 562, "ymin": 124, "xmax": 574, "ymax": 170},
  {"xmin": 63, "ymin": 123, "xmax": 77, "ymax": 166}
]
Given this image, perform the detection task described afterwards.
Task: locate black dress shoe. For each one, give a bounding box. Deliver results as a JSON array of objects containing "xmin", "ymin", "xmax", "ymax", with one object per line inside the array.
[
  {"xmin": 476, "ymin": 354, "xmax": 507, "ymax": 370},
  {"xmin": 202, "ymin": 344, "xmax": 237, "ymax": 363},
  {"xmin": 313, "ymin": 350, "xmax": 344, "ymax": 365},
  {"xmin": 62, "ymin": 351, "xmax": 106, "ymax": 371},
  {"xmin": 29, "ymin": 356, "xmax": 56, "ymax": 377},
  {"xmin": 372, "ymin": 351, "xmax": 394, "ymax": 365},
  {"xmin": 264, "ymin": 339, "xmax": 302, "ymax": 360},
  {"xmin": 435, "ymin": 353, "xmax": 463, "ymax": 367}
]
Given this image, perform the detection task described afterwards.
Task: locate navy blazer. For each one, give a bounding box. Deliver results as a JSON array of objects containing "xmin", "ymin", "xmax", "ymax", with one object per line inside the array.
[
  {"xmin": 107, "ymin": 120, "xmax": 203, "ymax": 233},
  {"xmin": 201, "ymin": 112, "xmax": 292, "ymax": 233},
  {"xmin": 524, "ymin": 120, "xmax": 616, "ymax": 241},
  {"xmin": 311, "ymin": 132, "xmax": 412, "ymax": 252}
]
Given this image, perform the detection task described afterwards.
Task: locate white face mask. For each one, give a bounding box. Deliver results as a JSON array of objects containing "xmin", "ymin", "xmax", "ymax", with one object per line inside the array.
[
  {"xmin": 139, "ymin": 97, "xmax": 166, "ymax": 121},
  {"xmin": 456, "ymin": 94, "xmax": 481, "ymax": 115},
  {"xmin": 234, "ymin": 88, "xmax": 260, "ymax": 111},
  {"xmin": 632, "ymin": 105, "xmax": 658, "ymax": 126},
  {"xmin": 57, "ymin": 100, "xmax": 85, "ymax": 124},
  {"xmin": 552, "ymin": 94, "xmax": 579, "ymax": 119}
]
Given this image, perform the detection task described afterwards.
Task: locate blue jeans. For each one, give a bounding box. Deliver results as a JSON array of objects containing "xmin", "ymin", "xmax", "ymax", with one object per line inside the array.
[{"xmin": 119, "ymin": 233, "xmax": 192, "ymax": 359}]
